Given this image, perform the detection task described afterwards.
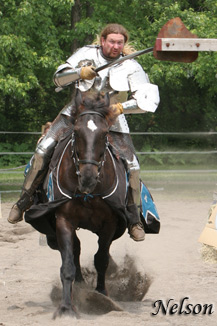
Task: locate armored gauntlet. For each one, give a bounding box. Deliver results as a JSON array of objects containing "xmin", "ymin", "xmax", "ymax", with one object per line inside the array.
[
  {"xmin": 111, "ymin": 103, "xmax": 124, "ymax": 115},
  {"xmin": 80, "ymin": 65, "xmax": 97, "ymax": 80}
]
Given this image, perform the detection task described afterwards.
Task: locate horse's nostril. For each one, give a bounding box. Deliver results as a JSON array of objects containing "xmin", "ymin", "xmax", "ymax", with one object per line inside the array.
[{"xmin": 78, "ymin": 173, "xmax": 98, "ymax": 193}]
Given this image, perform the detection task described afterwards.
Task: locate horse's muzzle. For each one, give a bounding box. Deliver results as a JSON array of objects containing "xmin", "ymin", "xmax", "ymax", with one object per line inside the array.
[{"xmin": 77, "ymin": 166, "xmax": 99, "ymax": 194}]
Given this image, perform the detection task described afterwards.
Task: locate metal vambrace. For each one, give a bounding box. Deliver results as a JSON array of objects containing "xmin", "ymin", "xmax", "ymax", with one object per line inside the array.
[{"xmin": 54, "ymin": 68, "xmax": 81, "ymax": 88}]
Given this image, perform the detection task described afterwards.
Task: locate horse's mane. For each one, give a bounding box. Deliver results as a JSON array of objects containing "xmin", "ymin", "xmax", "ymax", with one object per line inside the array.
[
  {"xmin": 76, "ymin": 92, "xmax": 119, "ymax": 126},
  {"xmin": 82, "ymin": 92, "xmax": 108, "ymax": 112}
]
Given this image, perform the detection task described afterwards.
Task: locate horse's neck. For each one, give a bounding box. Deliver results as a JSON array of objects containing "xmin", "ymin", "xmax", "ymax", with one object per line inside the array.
[
  {"xmin": 94, "ymin": 148, "xmax": 117, "ymax": 194},
  {"xmin": 58, "ymin": 140, "xmax": 79, "ymax": 193}
]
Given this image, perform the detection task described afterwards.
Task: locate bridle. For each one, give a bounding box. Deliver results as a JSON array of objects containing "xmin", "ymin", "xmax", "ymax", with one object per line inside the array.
[{"xmin": 72, "ymin": 110, "xmax": 109, "ymax": 176}]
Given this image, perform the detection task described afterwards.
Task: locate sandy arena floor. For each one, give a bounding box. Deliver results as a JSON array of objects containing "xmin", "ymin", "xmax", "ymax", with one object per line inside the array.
[{"xmin": 1, "ymin": 185, "xmax": 217, "ymax": 326}]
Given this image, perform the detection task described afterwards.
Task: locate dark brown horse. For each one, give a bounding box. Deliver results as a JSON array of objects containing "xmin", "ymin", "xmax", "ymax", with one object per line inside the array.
[{"xmin": 53, "ymin": 91, "xmax": 128, "ymax": 318}]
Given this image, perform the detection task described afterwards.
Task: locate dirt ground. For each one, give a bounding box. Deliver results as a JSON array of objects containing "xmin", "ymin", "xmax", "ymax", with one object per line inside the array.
[{"xmin": 1, "ymin": 185, "xmax": 217, "ymax": 326}]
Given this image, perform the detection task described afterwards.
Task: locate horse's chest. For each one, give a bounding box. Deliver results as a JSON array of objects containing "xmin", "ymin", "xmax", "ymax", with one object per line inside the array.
[{"xmin": 74, "ymin": 198, "xmax": 114, "ymax": 232}]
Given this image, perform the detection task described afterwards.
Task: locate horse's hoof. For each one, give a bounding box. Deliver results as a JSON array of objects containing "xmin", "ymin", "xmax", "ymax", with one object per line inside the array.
[{"xmin": 53, "ymin": 305, "xmax": 80, "ymax": 319}]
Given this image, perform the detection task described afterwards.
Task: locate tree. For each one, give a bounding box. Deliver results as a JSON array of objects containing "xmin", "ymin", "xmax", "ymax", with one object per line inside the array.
[
  {"xmin": 0, "ymin": 0, "xmax": 217, "ymax": 138},
  {"xmin": 0, "ymin": 0, "xmax": 72, "ymax": 131}
]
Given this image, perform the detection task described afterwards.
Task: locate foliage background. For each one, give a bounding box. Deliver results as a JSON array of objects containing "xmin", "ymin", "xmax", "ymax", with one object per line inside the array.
[{"xmin": 0, "ymin": 0, "xmax": 217, "ymax": 167}]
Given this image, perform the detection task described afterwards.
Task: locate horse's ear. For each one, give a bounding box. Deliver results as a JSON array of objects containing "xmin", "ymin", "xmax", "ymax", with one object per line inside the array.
[{"xmin": 75, "ymin": 89, "xmax": 83, "ymax": 108}]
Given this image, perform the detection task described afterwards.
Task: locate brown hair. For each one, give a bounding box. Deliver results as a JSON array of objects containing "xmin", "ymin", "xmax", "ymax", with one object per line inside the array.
[
  {"xmin": 93, "ymin": 23, "xmax": 136, "ymax": 55},
  {"xmin": 100, "ymin": 24, "xmax": 129, "ymax": 43}
]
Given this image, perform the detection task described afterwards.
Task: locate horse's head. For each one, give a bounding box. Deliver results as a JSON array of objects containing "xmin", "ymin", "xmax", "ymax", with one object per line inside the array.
[{"xmin": 72, "ymin": 90, "xmax": 120, "ymax": 194}]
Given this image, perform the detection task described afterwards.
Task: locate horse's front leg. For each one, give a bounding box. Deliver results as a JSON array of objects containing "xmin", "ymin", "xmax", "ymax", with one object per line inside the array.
[
  {"xmin": 94, "ymin": 230, "xmax": 115, "ymax": 296},
  {"xmin": 54, "ymin": 216, "xmax": 79, "ymax": 319},
  {"xmin": 73, "ymin": 232, "xmax": 85, "ymax": 283}
]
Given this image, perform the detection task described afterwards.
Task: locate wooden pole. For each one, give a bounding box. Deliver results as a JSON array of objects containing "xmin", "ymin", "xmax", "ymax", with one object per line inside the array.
[{"xmin": 156, "ymin": 38, "xmax": 217, "ymax": 52}]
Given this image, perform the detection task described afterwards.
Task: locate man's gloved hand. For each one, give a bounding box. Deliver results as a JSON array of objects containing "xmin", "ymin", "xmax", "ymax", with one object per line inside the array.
[
  {"xmin": 111, "ymin": 103, "xmax": 124, "ymax": 115},
  {"xmin": 80, "ymin": 65, "xmax": 97, "ymax": 80}
]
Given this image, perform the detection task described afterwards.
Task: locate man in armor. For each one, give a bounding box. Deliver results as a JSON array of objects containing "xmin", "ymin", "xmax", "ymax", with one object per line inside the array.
[{"xmin": 8, "ymin": 23, "xmax": 160, "ymax": 242}]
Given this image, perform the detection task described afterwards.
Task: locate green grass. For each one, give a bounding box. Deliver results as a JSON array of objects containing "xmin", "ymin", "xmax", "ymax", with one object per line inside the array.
[
  {"xmin": 140, "ymin": 162, "xmax": 217, "ymax": 171},
  {"xmin": 1, "ymin": 163, "xmax": 217, "ymax": 203},
  {"xmin": 0, "ymin": 168, "xmax": 24, "ymax": 203},
  {"xmin": 140, "ymin": 168, "xmax": 217, "ymax": 202}
]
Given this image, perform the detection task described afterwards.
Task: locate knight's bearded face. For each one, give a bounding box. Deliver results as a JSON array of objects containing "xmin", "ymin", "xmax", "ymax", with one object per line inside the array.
[{"xmin": 101, "ymin": 33, "xmax": 125, "ymax": 59}]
